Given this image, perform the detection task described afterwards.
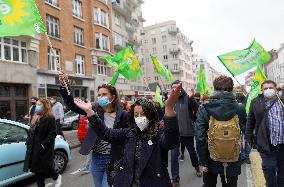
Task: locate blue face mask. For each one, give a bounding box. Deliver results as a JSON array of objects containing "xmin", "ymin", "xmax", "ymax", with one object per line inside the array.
[
  {"xmin": 35, "ymin": 105, "xmax": 43, "ymax": 113},
  {"xmin": 97, "ymin": 96, "xmax": 111, "ymax": 108}
]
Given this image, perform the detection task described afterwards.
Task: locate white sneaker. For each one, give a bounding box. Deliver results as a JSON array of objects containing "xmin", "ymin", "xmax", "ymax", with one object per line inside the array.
[
  {"xmin": 54, "ymin": 174, "xmax": 62, "ymax": 187},
  {"xmin": 80, "ymin": 167, "xmax": 90, "ymax": 174}
]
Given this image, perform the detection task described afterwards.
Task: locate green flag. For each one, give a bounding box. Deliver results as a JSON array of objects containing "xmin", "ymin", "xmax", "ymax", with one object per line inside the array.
[
  {"xmin": 109, "ymin": 72, "xmax": 120, "ymax": 86},
  {"xmin": 196, "ymin": 65, "xmax": 212, "ymax": 94},
  {"xmin": 245, "ymin": 66, "xmax": 267, "ymax": 113},
  {"xmin": 155, "ymin": 86, "xmax": 164, "ymax": 108},
  {"xmin": 0, "ymin": 0, "xmax": 46, "ymax": 37},
  {"xmin": 218, "ymin": 39, "xmax": 271, "ymax": 76},
  {"xmin": 150, "ymin": 54, "xmax": 175, "ymax": 84},
  {"xmin": 103, "ymin": 46, "xmax": 143, "ymax": 81}
]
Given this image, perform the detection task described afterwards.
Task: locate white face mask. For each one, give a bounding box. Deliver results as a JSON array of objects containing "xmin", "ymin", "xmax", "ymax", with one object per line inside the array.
[
  {"xmin": 135, "ymin": 116, "xmax": 149, "ymax": 131},
  {"xmin": 263, "ymin": 89, "xmax": 276, "ymax": 98}
]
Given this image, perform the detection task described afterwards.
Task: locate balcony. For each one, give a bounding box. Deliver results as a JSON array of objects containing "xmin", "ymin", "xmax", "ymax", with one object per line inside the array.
[
  {"xmin": 126, "ymin": 22, "xmax": 136, "ymax": 32},
  {"xmin": 128, "ymin": 35, "xmax": 141, "ymax": 46},
  {"xmin": 168, "ymin": 26, "xmax": 179, "ymax": 34},
  {"xmin": 171, "ymin": 69, "xmax": 180, "ymax": 73},
  {"xmin": 169, "ymin": 47, "xmax": 181, "ymax": 54},
  {"xmin": 112, "ymin": 2, "xmax": 131, "ymax": 17}
]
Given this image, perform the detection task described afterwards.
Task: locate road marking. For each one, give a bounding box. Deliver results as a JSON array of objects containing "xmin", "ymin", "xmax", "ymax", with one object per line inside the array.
[
  {"xmin": 70, "ymin": 168, "xmax": 81, "ymax": 175},
  {"xmin": 45, "ymin": 183, "xmax": 53, "ymax": 187},
  {"xmin": 246, "ymin": 164, "xmax": 254, "ymax": 187}
]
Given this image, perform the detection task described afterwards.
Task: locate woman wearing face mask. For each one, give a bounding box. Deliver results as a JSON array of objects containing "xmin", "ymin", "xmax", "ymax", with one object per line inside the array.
[
  {"xmin": 59, "ymin": 72, "xmax": 129, "ymax": 187},
  {"xmin": 72, "ymin": 83, "xmax": 181, "ymax": 187},
  {"xmin": 23, "ymin": 98, "xmax": 61, "ymax": 187}
]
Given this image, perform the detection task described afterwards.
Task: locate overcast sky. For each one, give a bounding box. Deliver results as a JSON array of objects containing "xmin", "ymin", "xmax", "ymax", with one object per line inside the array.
[{"xmin": 142, "ymin": 0, "xmax": 284, "ymax": 83}]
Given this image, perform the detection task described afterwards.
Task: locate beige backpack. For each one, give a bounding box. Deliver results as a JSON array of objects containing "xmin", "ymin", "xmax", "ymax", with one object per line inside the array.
[{"xmin": 207, "ymin": 115, "xmax": 241, "ymax": 181}]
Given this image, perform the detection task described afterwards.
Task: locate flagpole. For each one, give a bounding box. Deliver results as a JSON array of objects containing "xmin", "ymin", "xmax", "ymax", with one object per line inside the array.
[
  {"xmin": 158, "ymin": 76, "xmax": 167, "ymax": 92},
  {"xmin": 143, "ymin": 77, "xmax": 151, "ymax": 93},
  {"xmin": 232, "ymin": 76, "xmax": 248, "ymax": 96},
  {"xmin": 45, "ymin": 32, "xmax": 70, "ymax": 95}
]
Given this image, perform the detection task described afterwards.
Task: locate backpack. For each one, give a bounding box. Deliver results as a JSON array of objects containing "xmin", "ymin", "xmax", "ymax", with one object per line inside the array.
[{"xmin": 207, "ymin": 115, "xmax": 241, "ymax": 163}]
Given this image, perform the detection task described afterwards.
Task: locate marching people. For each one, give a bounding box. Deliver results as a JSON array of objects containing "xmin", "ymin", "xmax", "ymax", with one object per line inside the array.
[
  {"xmin": 50, "ymin": 96, "xmax": 65, "ymax": 138},
  {"xmin": 23, "ymin": 98, "xmax": 61, "ymax": 187},
  {"xmin": 246, "ymin": 80, "xmax": 284, "ymax": 187},
  {"xmin": 71, "ymin": 83, "xmax": 181, "ymax": 187},
  {"xmin": 171, "ymin": 81, "xmax": 201, "ymax": 187},
  {"xmin": 24, "ymin": 97, "xmax": 39, "ymax": 124},
  {"xmin": 195, "ymin": 76, "xmax": 246, "ymax": 187},
  {"xmin": 59, "ymin": 72, "xmax": 129, "ymax": 187}
]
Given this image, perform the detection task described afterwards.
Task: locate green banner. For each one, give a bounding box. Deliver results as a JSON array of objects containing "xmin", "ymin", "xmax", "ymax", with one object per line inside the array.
[
  {"xmin": 218, "ymin": 39, "xmax": 271, "ymax": 76},
  {"xmin": 196, "ymin": 65, "xmax": 212, "ymax": 94},
  {"xmin": 150, "ymin": 54, "xmax": 175, "ymax": 84},
  {"xmin": 0, "ymin": 0, "xmax": 46, "ymax": 36}
]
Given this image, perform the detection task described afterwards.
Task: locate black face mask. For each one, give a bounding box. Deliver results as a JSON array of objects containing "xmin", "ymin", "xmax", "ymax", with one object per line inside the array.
[{"xmin": 31, "ymin": 102, "xmax": 36, "ymax": 105}]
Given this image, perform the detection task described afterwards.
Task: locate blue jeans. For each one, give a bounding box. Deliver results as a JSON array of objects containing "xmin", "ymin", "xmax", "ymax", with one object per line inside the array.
[
  {"xmin": 91, "ymin": 152, "xmax": 111, "ymax": 187},
  {"xmin": 171, "ymin": 136, "xmax": 199, "ymax": 183},
  {"xmin": 260, "ymin": 145, "xmax": 284, "ymax": 187},
  {"xmin": 241, "ymin": 134, "xmax": 251, "ymax": 160}
]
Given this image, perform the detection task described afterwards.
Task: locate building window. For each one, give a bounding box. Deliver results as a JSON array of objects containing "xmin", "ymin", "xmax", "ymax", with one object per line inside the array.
[
  {"xmin": 48, "ymin": 47, "xmax": 60, "ymax": 71},
  {"xmin": 95, "ymin": 33, "xmax": 100, "ymax": 49},
  {"xmin": 45, "ymin": 0, "xmax": 59, "ymax": 7},
  {"xmin": 151, "ymin": 38, "xmax": 156, "ymax": 44},
  {"xmin": 97, "ymin": 61, "xmax": 107, "ymax": 75},
  {"xmin": 114, "ymin": 14, "xmax": 121, "ymax": 26},
  {"xmin": 152, "ymin": 47, "xmax": 157, "ymax": 54},
  {"xmin": 165, "ymin": 65, "xmax": 168, "ymax": 69},
  {"xmin": 113, "ymin": 32, "xmax": 123, "ymax": 46},
  {"xmin": 46, "ymin": 14, "xmax": 60, "ymax": 38},
  {"xmin": 94, "ymin": 8, "xmax": 108, "ymax": 28},
  {"xmin": 162, "ymin": 35, "xmax": 167, "ymax": 42},
  {"xmin": 163, "ymin": 45, "xmax": 167, "ymax": 52},
  {"xmin": 155, "ymin": 76, "xmax": 159, "ymax": 81},
  {"xmin": 72, "ymin": 0, "xmax": 83, "ymax": 18},
  {"xmin": 174, "ymin": 64, "xmax": 178, "ymax": 70},
  {"xmin": 172, "ymin": 53, "xmax": 177, "ymax": 59},
  {"xmin": 102, "ymin": 35, "xmax": 109, "ymax": 51},
  {"xmin": 75, "ymin": 55, "xmax": 85, "ymax": 75},
  {"xmin": 74, "ymin": 27, "xmax": 84, "ymax": 46},
  {"xmin": 163, "ymin": 55, "xmax": 168, "ymax": 60},
  {"xmin": 0, "ymin": 38, "xmax": 27, "ymax": 63}
]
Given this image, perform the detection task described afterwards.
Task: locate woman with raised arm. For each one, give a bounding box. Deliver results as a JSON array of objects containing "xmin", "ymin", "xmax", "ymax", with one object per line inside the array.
[
  {"xmin": 72, "ymin": 83, "xmax": 181, "ymax": 187},
  {"xmin": 58, "ymin": 72, "xmax": 129, "ymax": 187}
]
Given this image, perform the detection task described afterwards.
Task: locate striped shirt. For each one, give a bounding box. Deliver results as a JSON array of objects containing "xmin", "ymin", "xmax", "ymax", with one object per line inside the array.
[
  {"xmin": 266, "ymin": 100, "xmax": 284, "ymax": 146},
  {"xmin": 93, "ymin": 112, "xmax": 116, "ymax": 155}
]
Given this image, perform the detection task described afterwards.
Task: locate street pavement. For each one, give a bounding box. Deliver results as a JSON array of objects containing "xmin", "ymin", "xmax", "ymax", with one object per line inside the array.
[{"xmin": 13, "ymin": 145, "xmax": 252, "ymax": 187}]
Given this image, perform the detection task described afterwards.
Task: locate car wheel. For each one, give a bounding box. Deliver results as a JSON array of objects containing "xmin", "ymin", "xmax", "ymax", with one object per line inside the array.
[
  {"xmin": 71, "ymin": 121, "xmax": 79, "ymax": 130},
  {"xmin": 54, "ymin": 150, "xmax": 68, "ymax": 174}
]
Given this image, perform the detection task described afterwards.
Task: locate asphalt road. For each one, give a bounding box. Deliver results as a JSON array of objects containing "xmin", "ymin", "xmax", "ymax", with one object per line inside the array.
[{"xmin": 13, "ymin": 143, "xmax": 252, "ymax": 187}]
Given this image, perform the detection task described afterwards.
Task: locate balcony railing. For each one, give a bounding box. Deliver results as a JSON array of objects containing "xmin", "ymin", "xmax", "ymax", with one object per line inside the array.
[
  {"xmin": 168, "ymin": 27, "xmax": 179, "ymax": 34},
  {"xmin": 169, "ymin": 47, "xmax": 181, "ymax": 54}
]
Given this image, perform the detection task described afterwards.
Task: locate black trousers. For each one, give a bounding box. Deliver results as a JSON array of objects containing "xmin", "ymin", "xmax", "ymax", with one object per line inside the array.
[
  {"xmin": 36, "ymin": 170, "xmax": 58, "ymax": 187},
  {"xmin": 203, "ymin": 171, "xmax": 238, "ymax": 187},
  {"xmin": 55, "ymin": 119, "xmax": 65, "ymax": 138}
]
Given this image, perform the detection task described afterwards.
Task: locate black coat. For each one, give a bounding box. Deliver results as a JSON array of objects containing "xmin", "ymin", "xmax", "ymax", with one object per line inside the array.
[
  {"xmin": 59, "ymin": 86, "xmax": 129, "ymax": 161},
  {"xmin": 245, "ymin": 95, "xmax": 284, "ymax": 153},
  {"xmin": 23, "ymin": 115, "xmax": 57, "ymax": 174},
  {"xmin": 87, "ymin": 115, "xmax": 179, "ymax": 187},
  {"xmin": 195, "ymin": 91, "xmax": 246, "ymax": 176}
]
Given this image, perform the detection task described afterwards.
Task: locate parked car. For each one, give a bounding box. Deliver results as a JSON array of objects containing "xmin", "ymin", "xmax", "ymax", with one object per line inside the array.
[
  {"xmin": 77, "ymin": 116, "xmax": 88, "ymax": 143},
  {"xmin": 0, "ymin": 119, "xmax": 71, "ymax": 187},
  {"xmin": 62, "ymin": 110, "xmax": 80, "ymax": 130}
]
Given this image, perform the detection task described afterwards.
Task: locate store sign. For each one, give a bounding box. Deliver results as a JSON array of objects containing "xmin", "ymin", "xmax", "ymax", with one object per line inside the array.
[{"xmin": 55, "ymin": 76, "xmax": 83, "ymax": 86}]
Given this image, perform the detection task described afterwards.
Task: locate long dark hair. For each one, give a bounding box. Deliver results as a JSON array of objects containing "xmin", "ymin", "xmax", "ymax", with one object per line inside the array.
[
  {"xmin": 97, "ymin": 84, "xmax": 120, "ymax": 112},
  {"xmin": 130, "ymin": 97, "xmax": 160, "ymax": 139}
]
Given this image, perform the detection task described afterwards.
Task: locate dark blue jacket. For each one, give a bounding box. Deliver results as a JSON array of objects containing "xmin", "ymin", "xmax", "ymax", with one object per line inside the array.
[
  {"xmin": 87, "ymin": 114, "xmax": 179, "ymax": 187},
  {"xmin": 195, "ymin": 91, "xmax": 246, "ymax": 176},
  {"xmin": 59, "ymin": 86, "xmax": 129, "ymax": 161}
]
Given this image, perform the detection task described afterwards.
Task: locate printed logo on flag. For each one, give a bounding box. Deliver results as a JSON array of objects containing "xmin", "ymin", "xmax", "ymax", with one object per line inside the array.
[{"xmin": 0, "ymin": 0, "xmax": 28, "ymax": 27}]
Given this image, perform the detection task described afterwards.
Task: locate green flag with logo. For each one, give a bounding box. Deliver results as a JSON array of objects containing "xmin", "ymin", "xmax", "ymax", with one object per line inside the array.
[
  {"xmin": 155, "ymin": 86, "xmax": 164, "ymax": 108},
  {"xmin": 245, "ymin": 66, "xmax": 267, "ymax": 113},
  {"xmin": 150, "ymin": 54, "xmax": 175, "ymax": 84},
  {"xmin": 196, "ymin": 65, "xmax": 212, "ymax": 94},
  {"xmin": 218, "ymin": 39, "xmax": 271, "ymax": 76},
  {"xmin": 102, "ymin": 46, "xmax": 143, "ymax": 85},
  {"xmin": 0, "ymin": 0, "xmax": 46, "ymax": 36}
]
